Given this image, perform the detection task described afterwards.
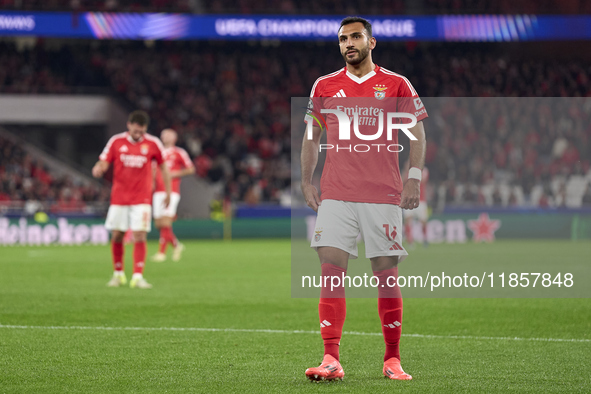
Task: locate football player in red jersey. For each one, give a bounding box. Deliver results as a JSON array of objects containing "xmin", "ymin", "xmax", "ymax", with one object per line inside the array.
[
  {"xmin": 151, "ymin": 128, "xmax": 195, "ymax": 263},
  {"xmin": 92, "ymin": 110, "xmax": 171, "ymax": 289},
  {"xmin": 301, "ymin": 17, "xmax": 427, "ymax": 381}
]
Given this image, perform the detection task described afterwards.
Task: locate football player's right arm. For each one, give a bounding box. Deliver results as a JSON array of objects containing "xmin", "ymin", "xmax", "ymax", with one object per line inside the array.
[
  {"xmin": 301, "ymin": 124, "xmax": 323, "ymax": 212},
  {"xmin": 92, "ymin": 160, "xmax": 110, "ymax": 178}
]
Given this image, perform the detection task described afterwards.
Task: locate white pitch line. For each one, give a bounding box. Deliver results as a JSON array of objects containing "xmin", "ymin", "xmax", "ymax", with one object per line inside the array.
[
  {"xmin": 0, "ymin": 324, "xmax": 589, "ymax": 343},
  {"xmin": 400, "ymin": 333, "xmax": 591, "ymax": 343}
]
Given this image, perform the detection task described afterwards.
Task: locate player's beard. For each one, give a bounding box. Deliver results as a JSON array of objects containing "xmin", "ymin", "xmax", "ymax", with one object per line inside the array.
[{"xmin": 342, "ymin": 45, "xmax": 370, "ymax": 65}]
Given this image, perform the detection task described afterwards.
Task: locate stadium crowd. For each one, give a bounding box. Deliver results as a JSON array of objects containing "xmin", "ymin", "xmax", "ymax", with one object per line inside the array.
[
  {"xmin": 1, "ymin": 40, "xmax": 590, "ymax": 209},
  {"xmin": 425, "ymin": 97, "xmax": 591, "ymax": 209},
  {"xmin": 0, "ymin": 135, "xmax": 109, "ymax": 215},
  {"xmin": 1, "ymin": 0, "xmax": 589, "ymax": 14}
]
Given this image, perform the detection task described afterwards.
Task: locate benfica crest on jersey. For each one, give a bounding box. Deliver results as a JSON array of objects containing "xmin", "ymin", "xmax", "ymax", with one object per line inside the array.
[
  {"xmin": 314, "ymin": 230, "xmax": 322, "ymax": 242},
  {"xmin": 373, "ymin": 84, "xmax": 387, "ymax": 100},
  {"xmin": 140, "ymin": 144, "xmax": 149, "ymax": 155}
]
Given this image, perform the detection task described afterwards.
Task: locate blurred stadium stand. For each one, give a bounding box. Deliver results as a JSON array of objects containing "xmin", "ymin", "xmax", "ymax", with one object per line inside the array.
[
  {"xmin": 0, "ymin": 128, "xmax": 109, "ymax": 216},
  {"xmin": 2, "ymin": 0, "xmax": 591, "ymax": 14}
]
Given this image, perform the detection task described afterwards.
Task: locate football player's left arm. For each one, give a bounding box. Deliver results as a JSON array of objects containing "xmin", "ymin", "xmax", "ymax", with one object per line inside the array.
[
  {"xmin": 170, "ymin": 166, "xmax": 195, "ymax": 178},
  {"xmin": 400, "ymin": 121, "xmax": 425, "ymax": 210},
  {"xmin": 160, "ymin": 163, "xmax": 172, "ymax": 207}
]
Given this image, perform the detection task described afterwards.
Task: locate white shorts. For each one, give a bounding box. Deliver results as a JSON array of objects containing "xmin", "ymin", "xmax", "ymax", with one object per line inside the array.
[
  {"xmin": 403, "ymin": 201, "xmax": 429, "ymax": 222},
  {"xmin": 311, "ymin": 199, "xmax": 408, "ymax": 261},
  {"xmin": 105, "ymin": 204, "xmax": 151, "ymax": 232},
  {"xmin": 152, "ymin": 192, "xmax": 180, "ymax": 219}
]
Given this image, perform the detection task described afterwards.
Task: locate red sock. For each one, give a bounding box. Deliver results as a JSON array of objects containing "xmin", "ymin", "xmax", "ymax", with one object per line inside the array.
[
  {"xmin": 158, "ymin": 228, "xmax": 168, "ymax": 253},
  {"xmin": 112, "ymin": 241, "xmax": 124, "ymax": 271},
  {"xmin": 319, "ymin": 263, "xmax": 347, "ymax": 361},
  {"xmin": 373, "ymin": 267, "xmax": 403, "ymax": 362},
  {"xmin": 133, "ymin": 241, "xmax": 147, "ymax": 274},
  {"xmin": 169, "ymin": 228, "xmax": 178, "ymax": 248},
  {"xmin": 159, "ymin": 227, "xmax": 178, "ymax": 249},
  {"xmin": 163, "ymin": 226, "xmax": 177, "ymax": 247}
]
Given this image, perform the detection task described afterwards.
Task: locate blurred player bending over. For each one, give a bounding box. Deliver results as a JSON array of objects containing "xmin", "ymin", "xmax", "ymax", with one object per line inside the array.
[
  {"xmin": 92, "ymin": 111, "xmax": 171, "ymax": 289},
  {"xmin": 151, "ymin": 128, "xmax": 195, "ymax": 262},
  {"xmin": 301, "ymin": 17, "xmax": 427, "ymax": 381},
  {"xmin": 403, "ymin": 165, "xmax": 430, "ymax": 248}
]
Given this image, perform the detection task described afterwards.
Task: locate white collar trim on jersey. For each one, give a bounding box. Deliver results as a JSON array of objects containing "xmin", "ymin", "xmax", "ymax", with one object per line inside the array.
[
  {"xmin": 345, "ymin": 68, "xmax": 376, "ymax": 84},
  {"xmin": 126, "ymin": 132, "xmax": 144, "ymax": 144}
]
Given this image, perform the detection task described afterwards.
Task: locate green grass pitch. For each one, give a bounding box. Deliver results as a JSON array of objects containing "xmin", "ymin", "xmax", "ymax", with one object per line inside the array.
[{"xmin": 0, "ymin": 239, "xmax": 590, "ymax": 393}]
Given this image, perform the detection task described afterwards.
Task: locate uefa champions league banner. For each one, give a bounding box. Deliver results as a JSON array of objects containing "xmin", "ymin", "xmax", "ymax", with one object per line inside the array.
[{"xmin": 1, "ymin": 11, "xmax": 591, "ymax": 41}]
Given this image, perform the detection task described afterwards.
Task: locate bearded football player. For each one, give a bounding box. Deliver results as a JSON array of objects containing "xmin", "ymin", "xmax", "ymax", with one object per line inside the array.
[{"xmin": 301, "ymin": 17, "xmax": 427, "ymax": 381}]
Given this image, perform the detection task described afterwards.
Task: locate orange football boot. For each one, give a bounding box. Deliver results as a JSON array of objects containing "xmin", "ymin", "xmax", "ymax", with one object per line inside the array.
[
  {"xmin": 305, "ymin": 354, "xmax": 344, "ymax": 382},
  {"xmin": 383, "ymin": 357, "xmax": 412, "ymax": 380}
]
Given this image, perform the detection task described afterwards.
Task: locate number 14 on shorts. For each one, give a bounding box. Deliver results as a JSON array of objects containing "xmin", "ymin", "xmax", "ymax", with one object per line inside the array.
[{"xmin": 383, "ymin": 224, "xmax": 403, "ymax": 250}]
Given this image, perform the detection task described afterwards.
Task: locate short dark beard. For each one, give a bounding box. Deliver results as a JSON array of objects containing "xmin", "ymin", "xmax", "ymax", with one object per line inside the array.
[{"xmin": 342, "ymin": 45, "xmax": 370, "ymax": 65}]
